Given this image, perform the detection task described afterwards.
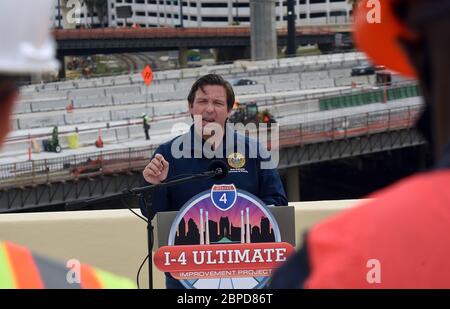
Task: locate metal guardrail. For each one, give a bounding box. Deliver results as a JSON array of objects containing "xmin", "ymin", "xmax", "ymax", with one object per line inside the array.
[
  {"xmin": 0, "ymin": 104, "xmax": 424, "ymax": 189},
  {"xmin": 0, "ymin": 146, "xmax": 156, "ymax": 189},
  {"xmin": 278, "ymin": 104, "xmax": 423, "ymax": 147}
]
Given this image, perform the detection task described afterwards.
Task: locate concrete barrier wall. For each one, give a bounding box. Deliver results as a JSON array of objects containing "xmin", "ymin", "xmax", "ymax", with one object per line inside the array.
[
  {"xmin": 249, "ymin": 75, "xmax": 271, "ymax": 84},
  {"xmin": 57, "ymin": 83, "xmax": 76, "ymax": 91},
  {"xmin": 114, "ymin": 127, "xmax": 131, "ymax": 141},
  {"xmin": 11, "ymin": 119, "xmax": 19, "ymax": 131},
  {"xmin": 17, "ymin": 53, "xmax": 367, "ymax": 108},
  {"xmin": 301, "ymin": 78, "xmax": 335, "ymax": 90},
  {"xmin": 72, "ymin": 129, "xmax": 117, "ymax": 147},
  {"xmin": 12, "ymin": 52, "xmax": 369, "ymax": 135},
  {"xmin": 110, "ymin": 107, "xmax": 152, "ymax": 121},
  {"xmin": 173, "ymin": 79, "xmax": 196, "ymax": 91},
  {"xmin": 96, "ymin": 78, "xmax": 114, "ymax": 87},
  {"xmin": 0, "ymin": 200, "xmax": 359, "ymax": 288},
  {"xmin": 0, "ymin": 210, "xmax": 149, "ymax": 287},
  {"xmin": 152, "ymin": 91, "xmax": 186, "ymax": 102},
  {"xmin": 128, "ymin": 126, "xmax": 146, "ymax": 139},
  {"xmin": 21, "ymin": 91, "xmax": 66, "ymax": 102},
  {"xmin": 65, "ymin": 110, "xmax": 110, "ymax": 125},
  {"xmin": 68, "ymin": 87, "xmax": 105, "ymax": 99},
  {"xmin": 20, "ymin": 85, "xmax": 37, "ymax": 93},
  {"xmin": 329, "ymin": 69, "xmax": 351, "ymax": 78},
  {"xmin": 164, "ymin": 70, "xmax": 182, "ymax": 80},
  {"xmin": 106, "ymin": 85, "xmax": 141, "ymax": 96},
  {"xmin": 31, "ymin": 99, "xmax": 71, "ymax": 112},
  {"xmin": 72, "ymin": 131, "xmax": 98, "ymax": 147},
  {"xmin": 113, "ymin": 94, "xmax": 148, "ymax": 105},
  {"xmin": 73, "ymin": 96, "xmax": 113, "ymax": 108},
  {"xmin": 271, "ymin": 100, "xmax": 320, "ymax": 117},
  {"xmin": 291, "ymin": 200, "xmax": 362, "ymax": 248},
  {"xmin": 38, "ymin": 83, "xmax": 57, "ymax": 91},
  {"xmin": 265, "ymin": 81, "xmax": 300, "ymax": 93},
  {"xmin": 15, "ymin": 100, "xmax": 188, "ymax": 129},
  {"xmin": 19, "ymin": 51, "xmax": 366, "ymax": 93},
  {"xmin": 113, "ymin": 76, "xmax": 132, "ymax": 86},
  {"xmin": 18, "ymin": 114, "xmax": 65, "ymax": 129},
  {"xmin": 130, "ymin": 74, "xmax": 144, "ymax": 84},
  {"xmin": 14, "ymin": 102, "xmax": 32, "ymax": 114},
  {"xmin": 271, "ymin": 73, "xmax": 300, "ymax": 84},
  {"xmin": 0, "ymin": 140, "xmax": 29, "ymax": 157},
  {"xmin": 152, "ymin": 102, "xmax": 187, "ymax": 116},
  {"xmin": 300, "ymin": 71, "xmax": 329, "ymax": 81},
  {"xmin": 234, "ymin": 84, "xmax": 265, "ymax": 95},
  {"xmin": 142, "ymin": 83, "xmax": 175, "ymax": 94},
  {"xmin": 76, "ymin": 80, "xmax": 96, "ymax": 89},
  {"xmin": 148, "ymin": 116, "xmax": 190, "ymax": 134},
  {"xmin": 272, "ymin": 66, "xmax": 292, "ymax": 75}
]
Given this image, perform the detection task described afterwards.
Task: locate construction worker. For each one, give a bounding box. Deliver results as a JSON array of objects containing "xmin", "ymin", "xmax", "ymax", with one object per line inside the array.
[
  {"xmin": 270, "ymin": 0, "xmax": 450, "ymax": 288},
  {"xmin": 52, "ymin": 126, "xmax": 59, "ymax": 145},
  {"xmin": 143, "ymin": 113, "xmax": 150, "ymax": 140},
  {"xmin": 0, "ymin": 0, "xmax": 135, "ymax": 289},
  {"xmin": 0, "ymin": 241, "xmax": 134, "ymax": 289}
]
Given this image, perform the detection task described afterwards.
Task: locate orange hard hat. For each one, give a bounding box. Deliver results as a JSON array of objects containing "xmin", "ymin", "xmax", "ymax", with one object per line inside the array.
[{"xmin": 353, "ymin": 0, "xmax": 418, "ymax": 78}]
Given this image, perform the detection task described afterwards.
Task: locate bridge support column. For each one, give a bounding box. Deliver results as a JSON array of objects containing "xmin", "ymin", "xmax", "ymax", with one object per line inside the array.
[
  {"xmin": 285, "ymin": 166, "xmax": 300, "ymax": 202},
  {"xmin": 250, "ymin": 0, "xmax": 277, "ymax": 60},
  {"xmin": 57, "ymin": 53, "xmax": 66, "ymax": 79},
  {"xmin": 179, "ymin": 47, "xmax": 188, "ymax": 68}
]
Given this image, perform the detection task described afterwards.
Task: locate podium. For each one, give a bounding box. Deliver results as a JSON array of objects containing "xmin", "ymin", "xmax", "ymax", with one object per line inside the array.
[{"xmin": 151, "ymin": 205, "xmax": 296, "ymax": 289}]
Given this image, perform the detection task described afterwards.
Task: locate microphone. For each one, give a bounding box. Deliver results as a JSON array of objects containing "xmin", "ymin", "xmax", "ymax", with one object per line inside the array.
[
  {"xmin": 65, "ymin": 161, "xmax": 229, "ymax": 211},
  {"xmin": 208, "ymin": 160, "xmax": 228, "ymax": 179}
]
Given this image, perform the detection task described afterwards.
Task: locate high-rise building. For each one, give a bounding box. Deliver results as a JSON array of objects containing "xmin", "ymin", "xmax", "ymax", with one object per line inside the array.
[{"xmin": 52, "ymin": 0, "xmax": 351, "ymax": 29}]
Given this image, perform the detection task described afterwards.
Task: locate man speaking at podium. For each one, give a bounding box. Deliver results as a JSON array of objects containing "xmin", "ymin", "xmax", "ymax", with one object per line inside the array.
[{"xmin": 141, "ymin": 74, "xmax": 287, "ymax": 288}]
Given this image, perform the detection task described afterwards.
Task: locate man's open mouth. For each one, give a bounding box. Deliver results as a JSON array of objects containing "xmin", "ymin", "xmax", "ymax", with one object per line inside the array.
[{"xmin": 202, "ymin": 119, "xmax": 216, "ymax": 124}]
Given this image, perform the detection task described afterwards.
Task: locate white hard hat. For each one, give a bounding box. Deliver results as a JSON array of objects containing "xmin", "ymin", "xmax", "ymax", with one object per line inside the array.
[{"xmin": 0, "ymin": 0, "xmax": 59, "ymax": 75}]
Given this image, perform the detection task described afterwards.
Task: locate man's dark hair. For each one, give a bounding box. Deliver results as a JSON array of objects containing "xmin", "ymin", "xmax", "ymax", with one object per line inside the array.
[{"xmin": 187, "ymin": 74, "xmax": 235, "ymax": 110}]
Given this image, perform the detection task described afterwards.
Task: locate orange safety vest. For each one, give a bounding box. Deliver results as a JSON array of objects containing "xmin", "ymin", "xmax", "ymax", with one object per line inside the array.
[
  {"xmin": 305, "ymin": 170, "xmax": 450, "ymax": 288},
  {"xmin": 0, "ymin": 241, "xmax": 136, "ymax": 289}
]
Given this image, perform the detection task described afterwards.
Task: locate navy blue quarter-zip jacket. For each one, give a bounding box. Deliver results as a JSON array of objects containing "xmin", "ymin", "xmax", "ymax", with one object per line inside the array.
[{"xmin": 140, "ymin": 125, "xmax": 287, "ymax": 218}]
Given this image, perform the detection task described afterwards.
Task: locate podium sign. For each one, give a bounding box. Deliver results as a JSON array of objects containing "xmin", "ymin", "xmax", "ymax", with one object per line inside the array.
[{"xmin": 154, "ymin": 184, "xmax": 295, "ymax": 289}]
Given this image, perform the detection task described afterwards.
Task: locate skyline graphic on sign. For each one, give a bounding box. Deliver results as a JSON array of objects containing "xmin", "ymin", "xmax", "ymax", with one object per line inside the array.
[{"xmin": 175, "ymin": 196, "xmax": 275, "ymax": 246}]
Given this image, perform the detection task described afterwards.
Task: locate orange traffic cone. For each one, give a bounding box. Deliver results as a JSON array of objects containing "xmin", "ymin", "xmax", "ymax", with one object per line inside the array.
[
  {"xmin": 95, "ymin": 136, "xmax": 103, "ymax": 148},
  {"xmin": 95, "ymin": 129, "xmax": 104, "ymax": 148},
  {"xmin": 66, "ymin": 102, "xmax": 74, "ymax": 113}
]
